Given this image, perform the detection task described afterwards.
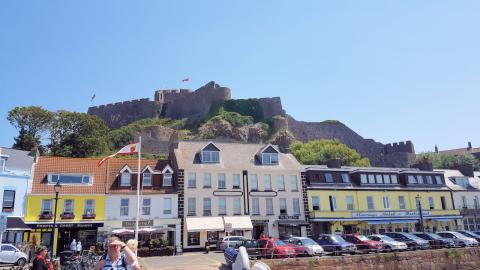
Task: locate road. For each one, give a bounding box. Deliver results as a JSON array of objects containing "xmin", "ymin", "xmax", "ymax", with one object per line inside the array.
[{"xmin": 140, "ymin": 251, "xmax": 230, "ymax": 270}]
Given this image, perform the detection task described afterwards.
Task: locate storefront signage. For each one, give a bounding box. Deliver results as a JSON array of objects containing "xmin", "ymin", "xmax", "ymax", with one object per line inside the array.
[
  {"xmin": 30, "ymin": 223, "xmax": 103, "ymax": 229},
  {"xmin": 122, "ymin": 220, "xmax": 153, "ymax": 228},
  {"xmin": 225, "ymin": 223, "xmax": 233, "ymax": 233},
  {"xmin": 352, "ymin": 211, "xmax": 432, "ymax": 218},
  {"xmin": 278, "ymin": 215, "xmax": 300, "ymax": 220}
]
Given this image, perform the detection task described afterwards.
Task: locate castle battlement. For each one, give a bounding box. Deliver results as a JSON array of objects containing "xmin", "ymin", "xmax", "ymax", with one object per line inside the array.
[
  {"xmin": 384, "ymin": 141, "xmax": 415, "ymax": 154},
  {"xmin": 88, "ymin": 98, "xmax": 152, "ymax": 111}
]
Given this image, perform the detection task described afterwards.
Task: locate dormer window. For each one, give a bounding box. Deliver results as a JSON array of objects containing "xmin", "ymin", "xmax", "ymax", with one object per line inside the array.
[
  {"xmin": 162, "ymin": 165, "xmax": 174, "ymax": 187},
  {"xmin": 143, "ymin": 172, "xmax": 152, "ymax": 187},
  {"xmin": 121, "ymin": 172, "xmax": 131, "ymax": 186},
  {"xmin": 48, "ymin": 174, "xmax": 92, "ymax": 185},
  {"xmin": 454, "ymin": 177, "xmax": 469, "ymax": 188},
  {"xmin": 201, "ymin": 151, "xmax": 220, "ymax": 163},
  {"xmin": 262, "ymin": 153, "xmax": 278, "ymax": 165}
]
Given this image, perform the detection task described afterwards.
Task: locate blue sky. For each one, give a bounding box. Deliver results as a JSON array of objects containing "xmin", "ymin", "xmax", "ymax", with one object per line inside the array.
[{"xmin": 1, "ymin": 1, "xmax": 478, "ymax": 153}]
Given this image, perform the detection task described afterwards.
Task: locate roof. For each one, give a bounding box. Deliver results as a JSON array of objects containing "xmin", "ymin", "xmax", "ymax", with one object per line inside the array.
[
  {"xmin": 31, "ymin": 156, "xmax": 107, "ymax": 194},
  {"xmin": 174, "ymin": 141, "xmax": 303, "ymax": 172},
  {"xmin": 437, "ymin": 147, "xmax": 480, "ymax": 156},
  {"xmin": 0, "ymin": 147, "xmax": 35, "ymax": 176},
  {"xmin": 437, "ymin": 169, "xmax": 480, "ymax": 191},
  {"xmin": 6, "ymin": 217, "xmax": 31, "ymax": 231},
  {"xmin": 304, "ymin": 165, "xmax": 443, "ymax": 174}
]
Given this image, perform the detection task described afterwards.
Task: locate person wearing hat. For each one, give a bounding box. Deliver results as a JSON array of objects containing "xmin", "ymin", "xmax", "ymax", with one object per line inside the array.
[
  {"xmin": 94, "ymin": 236, "xmax": 140, "ymax": 270},
  {"xmin": 32, "ymin": 246, "xmax": 52, "ymax": 270}
]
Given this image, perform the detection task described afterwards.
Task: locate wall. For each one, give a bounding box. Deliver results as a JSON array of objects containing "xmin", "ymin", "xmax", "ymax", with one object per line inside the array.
[
  {"xmin": 0, "ymin": 174, "xmax": 30, "ymax": 217},
  {"xmin": 88, "ymin": 99, "xmax": 159, "ymax": 128},
  {"xmin": 263, "ymin": 248, "xmax": 480, "ymax": 270},
  {"xmin": 104, "ymin": 194, "xmax": 178, "ymax": 221}
]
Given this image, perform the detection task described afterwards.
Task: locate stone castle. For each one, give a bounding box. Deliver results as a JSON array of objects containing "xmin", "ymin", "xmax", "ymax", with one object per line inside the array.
[{"xmin": 88, "ymin": 81, "xmax": 415, "ymax": 167}]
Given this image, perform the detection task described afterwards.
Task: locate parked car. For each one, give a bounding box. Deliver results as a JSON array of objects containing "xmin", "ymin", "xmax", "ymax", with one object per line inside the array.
[
  {"xmin": 218, "ymin": 236, "xmax": 246, "ymax": 251},
  {"xmin": 382, "ymin": 232, "xmax": 430, "ymax": 250},
  {"xmin": 0, "ymin": 244, "xmax": 28, "ymax": 266},
  {"xmin": 368, "ymin": 234, "xmax": 408, "ymax": 251},
  {"xmin": 343, "ymin": 234, "xmax": 384, "ymax": 253},
  {"xmin": 285, "ymin": 237, "xmax": 324, "ymax": 256},
  {"xmin": 411, "ymin": 232, "xmax": 455, "ymax": 249},
  {"xmin": 237, "ymin": 239, "xmax": 262, "ymax": 259},
  {"xmin": 259, "ymin": 238, "xmax": 296, "ymax": 259},
  {"xmin": 455, "ymin": 230, "xmax": 480, "ymax": 243},
  {"xmin": 316, "ymin": 234, "xmax": 356, "ymax": 255},
  {"xmin": 437, "ymin": 231, "xmax": 478, "ymax": 247}
]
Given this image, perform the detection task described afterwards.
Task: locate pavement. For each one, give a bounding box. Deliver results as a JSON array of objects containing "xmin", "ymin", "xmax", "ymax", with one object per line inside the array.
[{"xmin": 140, "ymin": 251, "xmax": 230, "ymax": 270}]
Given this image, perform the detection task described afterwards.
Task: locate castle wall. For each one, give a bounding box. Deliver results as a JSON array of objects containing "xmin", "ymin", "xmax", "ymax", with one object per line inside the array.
[
  {"xmin": 255, "ymin": 97, "xmax": 286, "ymax": 120},
  {"xmin": 88, "ymin": 99, "xmax": 159, "ymax": 128}
]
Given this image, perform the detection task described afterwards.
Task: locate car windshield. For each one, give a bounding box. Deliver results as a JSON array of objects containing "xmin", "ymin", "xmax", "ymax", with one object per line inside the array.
[
  {"xmin": 377, "ymin": 235, "xmax": 395, "ymax": 241},
  {"xmin": 403, "ymin": 233, "xmax": 423, "ymax": 241},
  {"xmin": 274, "ymin": 240, "xmax": 287, "ymax": 246},
  {"xmin": 332, "ymin": 235, "xmax": 346, "ymax": 242},
  {"xmin": 243, "ymin": 240, "xmax": 258, "ymax": 248},
  {"xmin": 451, "ymin": 232, "xmax": 468, "ymax": 238},
  {"xmin": 426, "ymin": 233, "xmax": 441, "ymax": 239},
  {"xmin": 459, "ymin": 231, "xmax": 478, "ymax": 237},
  {"xmin": 300, "ymin": 238, "xmax": 317, "ymax": 246},
  {"xmin": 357, "ymin": 235, "xmax": 369, "ymax": 241}
]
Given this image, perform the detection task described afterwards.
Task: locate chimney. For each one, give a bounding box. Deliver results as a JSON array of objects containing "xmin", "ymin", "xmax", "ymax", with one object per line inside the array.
[
  {"xmin": 434, "ymin": 145, "xmax": 438, "ymax": 153},
  {"xmin": 454, "ymin": 164, "xmax": 474, "ymax": 177},
  {"xmin": 326, "ymin": 158, "xmax": 342, "ymax": 168},
  {"xmin": 468, "ymin": 142, "xmax": 472, "ymax": 151}
]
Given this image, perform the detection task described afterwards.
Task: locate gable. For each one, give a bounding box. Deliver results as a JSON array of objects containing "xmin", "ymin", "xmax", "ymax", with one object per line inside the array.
[
  {"xmin": 201, "ymin": 142, "xmax": 220, "ymax": 152},
  {"xmin": 261, "ymin": 145, "xmax": 279, "ymax": 154}
]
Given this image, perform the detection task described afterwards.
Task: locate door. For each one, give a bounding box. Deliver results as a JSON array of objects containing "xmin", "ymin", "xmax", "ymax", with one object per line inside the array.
[{"xmin": 253, "ymin": 225, "xmax": 264, "ymax": 239}]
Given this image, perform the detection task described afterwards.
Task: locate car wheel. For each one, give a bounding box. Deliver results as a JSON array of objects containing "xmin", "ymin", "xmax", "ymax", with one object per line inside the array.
[
  {"xmin": 16, "ymin": 258, "xmax": 26, "ymax": 266},
  {"xmin": 385, "ymin": 246, "xmax": 392, "ymax": 252},
  {"xmin": 334, "ymin": 247, "xmax": 340, "ymax": 256}
]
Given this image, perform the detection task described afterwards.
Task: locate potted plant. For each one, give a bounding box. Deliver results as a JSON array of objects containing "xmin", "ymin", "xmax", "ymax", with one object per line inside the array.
[
  {"xmin": 38, "ymin": 213, "xmax": 53, "ymax": 220},
  {"xmin": 60, "ymin": 212, "xmax": 75, "ymax": 219}
]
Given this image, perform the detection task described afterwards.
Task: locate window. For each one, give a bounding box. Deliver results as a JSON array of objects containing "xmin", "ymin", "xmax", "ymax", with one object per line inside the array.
[
  {"xmin": 201, "ymin": 151, "xmax": 220, "ymax": 163},
  {"xmin": 143, "ymin": 172, "xmax": 152, "ymax": 187},
  {"xmin": 277, "ymin": 175, "xmax": 285, "ymax": 191},
  {"xmin": 120, "ymin": 199, "xmax": 129, "ymax": 216},
  {"xmin": 250, "ymin": 175, "xmax": 258, "ymax": 191},
  {"xmin": 462, "ymin": 196, "xmax": 467, "ymax": 208},
  {"xmin": 293, "ymin": 198, "xmax": 301, "ymax": 216},
  {"xmin": 203, "ymin": 173, "xmax": 212, "ymax": 188},
  {"xmin": 383, "ymin": 196, "xmax": 390, "ymax": 209},
  {"xmin": 360, "ymin": 174, "xmax": 368, "ymax": 184},
  {"xmin": 266, "ymin": 198, "xmax": 274, "ymax": 215},
  {"xmin": 0, "ymin": 159, "xmax": 5, "ymax": 172},
  {"xmin": 279, "ymin": 198, "xmax": 287, "ymax": 215},
  {"xmin": 142, "ymin": 198, "xmax": 151, "ymax": 215},
  {"xmin": 346, "ymin": 196, "xmax": 354, "ymax": 211},
  {"xmin": 376, "ymin": 175, "xmax": 383, "ymax": 184},
  {"xmin": 188, "ymin": 198, "xmax": 196, "ymax": 216},
  {"xmin": 428, "ymin": 197, "xmax": 435, "ymax": 209},
  {"xmin": 218, "ymin": 173, "xmax": 226, "ymax": 189},
  {"xmin": 426, "ymin": 176, "xmax": 433, "ymax": 185},
  {"xmin": 41, "ymin": 199, "xmax": 52, "ymax": 215},
  {"xmin": 49, "ymin": 174, "xmax": 93, "ymax": 185},
  {"xmin": 120, "ymin": 172, "xmax": 131, "ymax": 186},
  {"xmin": 2, "ymin": 190, "xmax": 15, "ymax": 212},
  {"xmin": 435, "ymin": 176, "xmax": 443, "ymax": 185},
  {"xmin": 367, "ymin": 196, "xmax": 374, "ymax": 210},
  {"xmin": 341, "ymin": 173, "xmax": 350, "ymax": 183},
  {"xmin": 391, "ymin": 175, "xmax": 398, "ymax": 184},
  {"xmin": 252, "ymin": 198, "xmax": 260, "ymax": 215},
  {"xmin": 408, "ymin": 175, "xmax": 417, "ymax": 184},
  {"xmin": 188, "ymin": 232, "xmax": 200, "ymax": 246},
  {"xmin": 441, "ymin": 196, "xmax": 447, "ymax": 210},
  {"xmin": 329, "ymin": 196, "xmax": 337, "ymax": 212},
  {"xmin": 84, "ymin": 199, "xmax": 94, "ymax": 215},
  {"xmin": 325, "ymin": 173, "xmax": 333, "ymax": 183},
  {"xmin": 398, "ymin": 196, "xmax": 406, "ymax": 210},
  {"xmin": 417, "ymin": 175, "xmax": 424, "ymax": 184},
  {"xmin": 203, "ymin": 198, "xmax": 212, "ymax": 216},
  {"xmin": 232, "ymin": 174, "xmax": 240, "ymax": 189},
  {"xmin": 312, "ymin": 196, "xmax": 320, "ymax": 210},
  {"xmin": 63, "ymin": 199, "xmax": 74, "ymax": 214},
  {"xmin": 264, "ymin": 175, "xmax": 272, "ymax": 191},
  {"xmin": 262, "ymin": 153, "xmax": 279, "ymax": 165},
  {"xmin": 163, "ymin": 173, "xmax": 172, "ymax": 187},
  {"xmin": 290, "ymin": 175, "xmax": 298, "ymax": 191},
  {"xmin": 219, "ymin": 198, "xmax": 226, "ymax": 215},
  {"xmin": 233, "ymin": 198, "xmax": 241, "ymax": 215},
  {"xmin": 474, "ymin": 196, "xmax": 479, "ymax": 209},
  {"xmin": 368, "ymin": 174, "xmax": 375, "ymax": 184},
  {"xmin": 188, "ymin": 173, "xmax": 196, "ymax": 188},
  {"xmin": 383, "ymin": 175, "xmax": 391, "ymax": 184}
]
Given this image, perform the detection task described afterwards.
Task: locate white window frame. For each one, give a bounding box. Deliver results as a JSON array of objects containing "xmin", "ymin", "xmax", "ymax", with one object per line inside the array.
[
  {"xmin": 341, "ymin": 173, "xmax": 350, "ymax": 183},
  {"xmin": 84, "ymin": 199, "xmax": 95, "ymax": 215},
  {"xmin": 252, "ymin": 198, "xmax": 260, "ymax": 215},
  {"xmin": 360, "ymin": 174, "xmax": 368, "ymax": 184},
  {"xmin": 279, "ymin": 198, "xmax": 287, "ymax": 215},
  {"xmin": 218, "ymin": 173, "xmax": 226, "ymax": 189},
  {"xmin": 233, "ymin": 198, "xmax": 241, "ymax": 215},
  {"xmin": 188, "ymin": 198, "xmax": 196, "ymax": 216},
  {"xmin": 262, "ymin": 153, "xmax": 279, "ymax": 165},
  {"xmin": 201, "ymin": 151, "xmax": 220, "ymax": 163},
  {"xmin": 143, "ymin": 172, "xmax": 152, "ymax": 187},
  {"xmin": 290, "ymin": 175, "xmax": 298, "ymax": 191},
  {"xmin": 391, "ymin": 175, "xmax": 398, "ymax": 184},
  {"xmin": 203, "ymin": 173, "xmax": 212, "ymax": 188},
  {"xmin": 325, "ymin": 173, "xmax": 333, "ymax": 183},
  {"xmin": 41, "ymin": 199, "xmax": 52, "ymax": 215},
  {"xmin": 203, "ymin": 197, "xmax": 212, "ymax": 216},
  {"xmin": 312, "ymin": 196, "xmax": 320, "ymax": 210},
  {"xmin": 142, "ymin": 198, "xmax": 151, "ymax": 215},
  {"xmin": 383, "ymin": 175, "xmax": 391, "ymax": 184},
  {"xmin": 368, "ymin": 174, "xmax": 375, "ymax": 184},
  {"xmin": 48, "ymin": 174, "xmax": 93, "ymax": 186},
  {"xmin": 277, "ymin": 175, "xmax": 285, "ymax": 191},
  {"xmin": 346, "ymin": 196, "xmax": 354, "ymax": 211},
  {"xmin": 266, "ymin": 198, "xmax": 274, "ymax": 215},
  {"xmin": 163, "ymin": 198, "xmax": 172, "ymax": 215},
  {"xmin": 264, "ymin": 175, "xmax": 272, "ymax": 191},
  {"xmin": 428, "ymin": 197, "xmax": 435, "ymax": 209},
  {"xmin": 63, "ymin": 199, "xmax": 74, "ymax": 214},
  {"xmin": 376, "ymin": 175, "xmax": 383, "ymax": 184},
  {"xmin": 120, "ymin": 172, "xmax": 131, "ymax": 187},
  {"xmin": 250, "ymin": 175, "xmax": 258, "ymax": 191},
  {"xmin": 367, "ymin": 196, "xmax": 375, "ymax": 210},
  {"xmin": 120, "ymin": 198, "xmax": 129, "ymax": 216},
  {"xmin": 2, "ymin": 190, "xmax": 15, "ymax": 211},
  {"xmin": 219, "ymin": 198, "xmax": 227, "ymax": 215},
  {"xmin": 293, "ymin": 198, "xmax": 301, "ymax": 216},
  {"xmin": 188, "ymin": 173, "xmax": 196, "ymax": 188},
  {"xmin": 383, "ymin": 196, "xmax": 390, "ymax": 209},
  {"xmin": 398, "ymin": 196, "xmax": 406, "ymax": 210}
]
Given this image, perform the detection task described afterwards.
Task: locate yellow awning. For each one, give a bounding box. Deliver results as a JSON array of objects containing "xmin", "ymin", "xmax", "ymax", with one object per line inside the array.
[
  {"xmin": 223, "ymin": 216, "xmax": 253, "ymax": 230},
  {"xmin": 186, "ymin": 217, "xmax": 224, "ymax": 232}
]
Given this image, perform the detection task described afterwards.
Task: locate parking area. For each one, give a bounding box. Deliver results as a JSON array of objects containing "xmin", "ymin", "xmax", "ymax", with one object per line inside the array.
[{"xmin": 140, "ymin": 251, "xmax": 229, "ymax": 270}]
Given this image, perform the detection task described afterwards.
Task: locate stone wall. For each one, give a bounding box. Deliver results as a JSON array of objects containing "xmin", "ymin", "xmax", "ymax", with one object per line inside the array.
[
  {"xmin": 88, "ymin": 99, "xmax": 159, "ymax": 128},
  {"xmin": 263, "ymin": 248, "xmax": 480, "ymax": 270},
  {"xmin": 255, "ymin": 97, "xmax": 286, "ymax": 120}
]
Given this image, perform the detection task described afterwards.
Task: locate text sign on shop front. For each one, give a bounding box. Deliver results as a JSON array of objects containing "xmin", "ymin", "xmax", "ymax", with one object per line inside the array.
[
  {"xmin": 122, "ymin": 220, "xmax": 153, "ymax": 228},
  {"xmin": 352, "ymin": 211, "xmax": 432, "ymax": 218},
  {"xmin": 225, "ymin": 223, "xmax": 233, "ymax": 233}
]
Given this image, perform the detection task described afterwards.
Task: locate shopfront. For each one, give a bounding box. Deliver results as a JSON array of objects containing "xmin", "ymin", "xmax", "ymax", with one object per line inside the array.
[{"xmin": 277, "ymin": 216, "xmax": 308, "ymax": 239}]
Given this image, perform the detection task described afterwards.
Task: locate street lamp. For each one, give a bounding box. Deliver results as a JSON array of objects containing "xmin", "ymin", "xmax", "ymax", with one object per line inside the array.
[
  {"xmin": 416, "ymin": 194, "xmax": 425, "ymax": 232},
  {"xmin": 50, "ymin": 181, "xmax": 62, "ymax": 258}
]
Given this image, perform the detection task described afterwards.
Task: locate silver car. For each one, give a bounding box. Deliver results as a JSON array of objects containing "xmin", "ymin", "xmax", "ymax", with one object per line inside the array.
[
  {"xmin": 218, "ymin": 236, "xmax": 246, "ymax": 250},
  {"xmin": 285, "ymin": 237, "xmax": 324, "ymax": 256},
  {"xmin": 437, "ymin": 231, "xmax": 478, "ymax": 247},
  {"xmin": 368, "ymin": 234, "xmax": 408, "ymax": 251},
  {"xmin": 0, "ymin": 244, "xmax": 27, "ymax": 266}
]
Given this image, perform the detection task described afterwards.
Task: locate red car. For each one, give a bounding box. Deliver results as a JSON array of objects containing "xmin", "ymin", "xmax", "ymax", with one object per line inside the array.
[
  {"xmin": 343, "ymin": 234, "xmax": 384, "ymax": 253},
  {"xmin": 259, "ymin": 237, "xmax": 296, "ymax": 259}
]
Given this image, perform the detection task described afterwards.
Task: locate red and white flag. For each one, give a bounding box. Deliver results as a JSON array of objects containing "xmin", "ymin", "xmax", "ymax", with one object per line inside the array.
[{"xmin": 97, "ymin": 142, "xmax": 140, "ymax": 166}]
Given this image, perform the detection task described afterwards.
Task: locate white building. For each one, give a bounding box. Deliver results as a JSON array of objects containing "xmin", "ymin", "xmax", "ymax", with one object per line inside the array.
[
  {"xmin": 174, "ymin": 141, "xmax": 307, "ymax": 250},
  {"xmin": 0, "ymin": 147, "xmax": 35, "ymax": 243},
  {"xmin": 103, "ymin": 159, "xmax": 181, "ymax": 247}
]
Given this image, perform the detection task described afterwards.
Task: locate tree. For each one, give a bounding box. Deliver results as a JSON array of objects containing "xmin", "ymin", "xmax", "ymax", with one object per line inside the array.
[
  {"xmin": 49, "ymin": 111, "xmax": 109, "ymax": 157},
  {"xmin": 290, "ymin": 139, "xmax": 371, "ymax": 166},
  {"xmin": 417, "ymin": 152, "xmax": 480, "ymax": 171},
  {"xmin": 7, "ymin": 106, "xmax": 53, "ymax": 151}
]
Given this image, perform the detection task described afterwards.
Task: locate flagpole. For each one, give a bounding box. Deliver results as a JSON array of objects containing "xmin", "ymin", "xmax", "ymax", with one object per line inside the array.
[{"xmin": 135, "ymin": 136, "xmax": 142, "ymax": 256}]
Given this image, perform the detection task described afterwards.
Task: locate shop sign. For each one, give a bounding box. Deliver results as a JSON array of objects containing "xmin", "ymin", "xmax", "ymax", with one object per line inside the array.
[
  {"xmin": 225, "ymin": 223, "xmax": 233, "ymax": 233},
  {"xmin": 31, "ymin": 223, "xmax": 102, "ymax": 229},
  {"xmin": 352, "ymin": 211, "xmax": 432, "ymax": 218},
  {"xmin": 278, "ymin": 215, "xmax": 300, "ymax": 220},
  {"xmin": 122, "ymin": 220, "xmax": 153, "ymax": 228}
]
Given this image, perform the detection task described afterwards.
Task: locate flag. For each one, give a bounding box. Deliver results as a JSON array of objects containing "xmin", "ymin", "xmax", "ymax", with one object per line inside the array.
[
  {"xmin": 91, "ymin": 94, "xmax": 96, "ymax": 102},
  {"xmin": 97, "ymin": 142, "xmax": 140, "ymax": 166},
  {"xmin": 181, "ymin": 78, "xmax": 189, "ymax": 82}
]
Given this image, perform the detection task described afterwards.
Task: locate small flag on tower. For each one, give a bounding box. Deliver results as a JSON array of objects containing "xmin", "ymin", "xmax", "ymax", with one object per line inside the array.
[
  {"xmin": 181, "ymin": 78, "xmax": 190, "ymax": 82},
  {"xmin": 97, "ymin": 142, "xmax": 140, "ymax": 166}
]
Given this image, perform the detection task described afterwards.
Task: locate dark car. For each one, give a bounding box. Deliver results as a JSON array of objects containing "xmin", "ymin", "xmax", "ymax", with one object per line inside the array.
[
  {"xmin": 343, "ymin": 234, "xmax": 384, "ymax": 253},
  {"xmin": 456, "ymin": 230, "xmax": 480, "ymax": 243},
  {"xmin": 316, "ymin": 234, "xmax": 357, "ymax": 255},
  {"xmin": 382, "ymin": 232, "xmax": 430, "ymax": 250},
  {"xmin": 238, "ymin": 239, "xmax": 262, "ymax": 259},
  {"xmin": 411, "ymin": 232, "xmax": 455, "ymax": 249}
]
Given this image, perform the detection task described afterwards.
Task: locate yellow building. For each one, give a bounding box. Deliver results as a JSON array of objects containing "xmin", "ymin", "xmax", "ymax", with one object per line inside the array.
[
  {"xmin": 305, "ymin": 166, "xmax": 462, "ymax": 237},
  {"xmin": 25, "ymin": 157, "xmax": 107, "ymax": 255}
]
